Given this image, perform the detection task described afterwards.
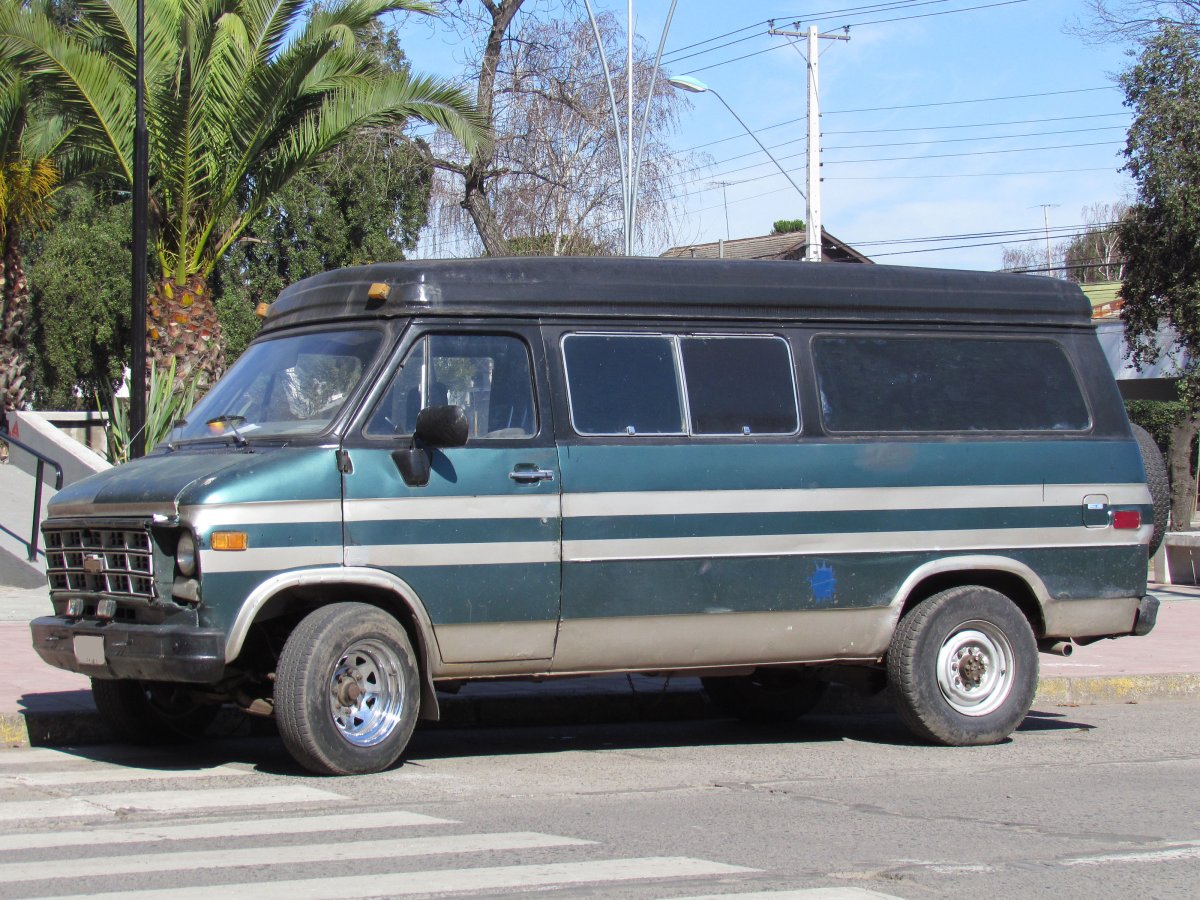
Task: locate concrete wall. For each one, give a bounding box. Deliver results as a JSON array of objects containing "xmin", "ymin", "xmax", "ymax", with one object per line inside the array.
[{"xmin": 4, "ymin": 411, "xmax": 111, "ymax": 488}]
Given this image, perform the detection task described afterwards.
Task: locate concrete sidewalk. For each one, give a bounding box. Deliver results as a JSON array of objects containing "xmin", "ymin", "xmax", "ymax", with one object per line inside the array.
[{"xmin": 0, "ymin": 583, "xmax": 1197, "ymax": 749}]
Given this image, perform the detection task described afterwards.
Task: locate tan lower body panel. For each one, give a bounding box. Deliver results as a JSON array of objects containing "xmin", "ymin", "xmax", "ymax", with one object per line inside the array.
[{"xmin": 1041, "ymin": 596, "xmax": 1140, "ymax": 638}]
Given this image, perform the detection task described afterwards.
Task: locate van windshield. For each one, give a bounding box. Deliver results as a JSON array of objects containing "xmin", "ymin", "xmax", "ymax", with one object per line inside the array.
[{"xmin": 168, "ymin": 329, "xmax": 383, "ymax": 444}]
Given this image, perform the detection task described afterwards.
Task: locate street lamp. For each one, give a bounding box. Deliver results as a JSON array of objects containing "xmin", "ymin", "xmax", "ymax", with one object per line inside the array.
[{"xmin": 667, "ymin": 75, "xmax": 807, "ymax": 204}]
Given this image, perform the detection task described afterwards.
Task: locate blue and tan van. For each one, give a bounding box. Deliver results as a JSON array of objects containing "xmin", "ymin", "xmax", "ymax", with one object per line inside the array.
[{"xmin": 31, "ymin": 258, "xmax": 1163, "ymax": 774}]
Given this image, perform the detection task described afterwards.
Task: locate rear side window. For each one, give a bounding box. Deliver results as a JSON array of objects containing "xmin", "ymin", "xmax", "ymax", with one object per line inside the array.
[
  {"xmin": 682, "ymin": 337, "xmax": 798, "ymax": 434},
  {"xmin": 563, "ymin": 335, "xmax": 684, "ymax": 435},
  {"xmin": 813, "ymin": 335, "xmax": 1091, "ymax": 433},
  {"xmin": 563, "ymin": 333, "xmax": 798, "ymax": 436}
]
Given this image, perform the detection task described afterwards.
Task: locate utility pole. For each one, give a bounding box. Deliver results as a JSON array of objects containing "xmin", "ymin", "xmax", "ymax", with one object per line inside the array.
[
  {"xmin": 1037, "ymin": 203, "xmax": 1061, "ymax": 276},
  {"xmin": 769, "ymin": 22, "xmax": 849, "ymax": 262},
  {"xmin": 710, "ymin": 181, "xmax": 733, "ymax": 239}
]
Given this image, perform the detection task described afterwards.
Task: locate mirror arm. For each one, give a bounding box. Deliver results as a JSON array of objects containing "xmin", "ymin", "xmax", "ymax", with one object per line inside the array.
[{"xmin": 391, "ymin": 440, "xmax": 431, "ymax": 487}]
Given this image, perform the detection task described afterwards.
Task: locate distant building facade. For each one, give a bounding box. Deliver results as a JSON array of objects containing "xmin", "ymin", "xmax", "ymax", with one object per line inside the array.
[{"xmin": 660, "ymin": 230, "xmax": 872, "ymax": 264}]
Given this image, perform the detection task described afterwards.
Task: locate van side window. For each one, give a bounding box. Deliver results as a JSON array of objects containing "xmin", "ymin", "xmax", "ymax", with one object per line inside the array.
[
  {"xmin": 682, "ymin": 336, "xmax": 798, "ymax": 434},
  {"xmin": 365, "ymin": 334, "xmax": 537, "ymax": 439},
  {"xmin": 563, "ymin": 334, "xmax": 684, "ymax": 435},
  {"xmin": 813, "ymin": 336, "xmax": 1091, "ymax": 433}
]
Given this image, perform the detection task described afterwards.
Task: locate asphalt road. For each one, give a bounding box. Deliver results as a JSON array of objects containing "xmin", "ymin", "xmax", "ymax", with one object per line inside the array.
[{"xmin": 0, "ymin": 699, "xmax": 1197, "ymax": 898}]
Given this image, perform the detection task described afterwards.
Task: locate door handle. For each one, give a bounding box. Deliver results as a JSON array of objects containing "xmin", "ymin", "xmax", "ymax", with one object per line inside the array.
[{"xmin": 509, "ymin": 467, "xmax": 555, "ymax": 484}]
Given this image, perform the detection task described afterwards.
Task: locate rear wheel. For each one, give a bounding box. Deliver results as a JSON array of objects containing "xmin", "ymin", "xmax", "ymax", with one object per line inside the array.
[
  {"xmin": 1131, "ymin": 423, "xmax": 1169, "ymax": 556},
  {"xmin": 886, "ymin": 586, "xmax": 1037, "ymax": 746},
  {"xmin": 702, "ymin": 668, "xmax": 826, "ymax": 723},
  {"xmin": 91, "ymin": 679, "xmax": 219, "ymax": 743},
  {"xmin": 275, "ymin": 603, "xmax": 419, "ymax": 776}
]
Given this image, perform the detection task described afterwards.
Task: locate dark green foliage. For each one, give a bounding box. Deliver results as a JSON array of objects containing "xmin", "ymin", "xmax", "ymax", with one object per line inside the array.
[
  {"xmin": 1118, "ymin": 24, "xmax": 1200, "ymax": 525},
  {"xmin": 26, "ymin": 185, "xmax": 131, "ymax": 409},
  {"xmin": 772, "ymin": 219, "xmax": 806, "ymax": 235},
  {"xmin": 213, "ymin": 133, "xmax": 433, "ymax": 362},
  {"xmin": 1125, "ymin": 400, "xmax": 1184, "ymax": 455}
]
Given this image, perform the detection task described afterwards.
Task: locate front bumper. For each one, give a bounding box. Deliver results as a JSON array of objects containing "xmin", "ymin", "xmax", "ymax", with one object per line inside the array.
[{"xmin": 31, "ymin": 616, "xmax": 226, "ymax": 683}]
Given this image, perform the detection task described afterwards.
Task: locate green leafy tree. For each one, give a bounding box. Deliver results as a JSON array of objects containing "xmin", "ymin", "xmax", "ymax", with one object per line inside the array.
[
  {"xmin": 0, "ymin": 0, "xmax": 486, "ymax": 391},
  {"xmin": 0, "ymin": 29, "xmax": 65, "ymax": 414},
  {"xmin": 25, "ymin": 184, "xmax": 131, "ymax": 408},
  {"xmin": 215, "ymin": 129, "xmax": 433, "ymax": 362},
  {"xmin": 1118, "ymin": 23, "xmax": 1200, "ymax": 527},
  {"xmin": 771, "ymin": 219, "xmax": 805, "ymax": 235}
]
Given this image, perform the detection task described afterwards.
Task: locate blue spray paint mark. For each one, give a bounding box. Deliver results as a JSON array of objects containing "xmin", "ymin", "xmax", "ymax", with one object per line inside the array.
[{"xmin": 809, "ymin": 561, "xmax": 837, "ymax": 603}]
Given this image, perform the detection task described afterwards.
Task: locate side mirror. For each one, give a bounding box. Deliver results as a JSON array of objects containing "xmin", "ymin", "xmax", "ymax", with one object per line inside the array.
[
  {"xmin": 392, "ymin": 405, "xmax": 468, "ymax": 488},
  {"xmin": 414, "ymin": 404, "xmax": 469, "ymax": 448}
]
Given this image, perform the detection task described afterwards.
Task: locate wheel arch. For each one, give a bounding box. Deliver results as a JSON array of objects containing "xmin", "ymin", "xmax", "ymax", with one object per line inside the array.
[
  {"xmin": 224, "ymin": 567, "xmax": 444, "ymax": 720},
  {"xmin": 890, "ymin": 556, "xmax": 1049, "ymax": 638}
]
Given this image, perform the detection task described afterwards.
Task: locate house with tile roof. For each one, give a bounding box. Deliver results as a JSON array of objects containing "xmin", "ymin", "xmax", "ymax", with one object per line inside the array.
[{"xmin": 660, "ymin": 229, "xmax": 872, "ymax": 263}]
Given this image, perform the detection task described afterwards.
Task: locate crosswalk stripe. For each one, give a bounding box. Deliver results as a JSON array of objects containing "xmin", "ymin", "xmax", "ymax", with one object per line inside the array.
[
  {"xmin": 0, "ymin": 809, "xmax": 454, "ymax": 852},
  {"xmin": 0, "ymin": 764, "xmax": 249, "ymax": 788},
  {"xmin": 42, "ymin": 856, "xmax": 757, "ymax": 900},
  {"xmin": 0, "ymin": 831, "xmax": 592, "ymax": 884},
  {"xmin": 0, "ymin": 786, "xmax": 343, "ymax": 822}
]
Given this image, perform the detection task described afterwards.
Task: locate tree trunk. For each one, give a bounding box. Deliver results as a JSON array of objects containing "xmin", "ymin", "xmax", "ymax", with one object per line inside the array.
[
  {"xmin": 147, "ymin": 274, "xmax": 225, "ymax": 391},
  {"xmin": 0, "ymin": 224, "xmax": 31, "ymax": 413},
  {"xmin": 1167, "ymin": 414, "xmax": 1199, "ymax": 530}
]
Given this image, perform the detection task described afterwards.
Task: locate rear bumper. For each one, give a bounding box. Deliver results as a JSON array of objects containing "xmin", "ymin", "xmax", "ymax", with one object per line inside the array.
[{"xmin": 30, "ymin": 616, "xmax": 226, "ymax": 683}]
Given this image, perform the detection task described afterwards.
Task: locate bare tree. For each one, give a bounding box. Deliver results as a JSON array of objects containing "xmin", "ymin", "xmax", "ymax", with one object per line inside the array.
[
  {"xmin": 425, "ymin": 1, "xmax": 691, "ymax": 257},
  {"xmin": 1001, "ymin": 202, "xmax": 1127, "ymax": 281},
  {"xmin": 1071, "ymin": 1, "xmax": 1200, "ymax": 41}
]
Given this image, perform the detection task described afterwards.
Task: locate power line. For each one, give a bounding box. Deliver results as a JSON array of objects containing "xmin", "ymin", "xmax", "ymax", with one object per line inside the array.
[{"xmin": 824, "ymin": 166, "xmax": 1118, "ymax": 180}]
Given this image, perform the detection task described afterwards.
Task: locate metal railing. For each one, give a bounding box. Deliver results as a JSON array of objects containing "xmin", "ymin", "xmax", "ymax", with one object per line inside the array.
[{"xmin": 0, "ymin": 428, "xmax": 64, "ymax": 562}]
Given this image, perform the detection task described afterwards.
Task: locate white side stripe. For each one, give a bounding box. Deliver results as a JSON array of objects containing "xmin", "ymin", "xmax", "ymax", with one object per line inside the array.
[
  {"xmin": 564, "ymin": 525, "xmax": 1151, "ymax": 563},
  {"xmin": 0, "ymin": 810, "xmax": 454, "ymax": 852},
  {"xmin": 564, "ymin": 483, "xmax": 1152, "ymax": 518},
  {"xmin": 0, "ymin": 832, "xmax": 592, "ymax": 884},
  {"xmin": 0, "ymin": 786, "xmax": 343, "ymax": 822},
  {"xmin": 200, "ymin": 545, "xmax": 342, "ymax": 573},
  {"xmin": 44, "ymin": 857, "xmax": 756, "ymax": 900}
]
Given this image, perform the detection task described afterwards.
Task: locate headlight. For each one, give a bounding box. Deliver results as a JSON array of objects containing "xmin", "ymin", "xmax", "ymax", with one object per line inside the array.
[{"xmin": 176, "ymin": 531, "xmax": 197, "ymax": 576}]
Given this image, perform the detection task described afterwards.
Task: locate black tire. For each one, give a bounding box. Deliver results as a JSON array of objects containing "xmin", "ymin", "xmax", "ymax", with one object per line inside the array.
[
  {"xmin": 91, "ymin": 679, "xmax": 219, "ymax": 744},
  {"xmin": 1131, "ymin": 423, "xmax": 1170, "ymax": 556},
  {"xmin": 275, "ymin": 603, "xmax": 420, "ymax": 776},
  {"xmin": 886, "ymin": 586, "xmax": 1037, "ymax": 746},
  {"xmin": 701, "ymin": 668, "xmax": 827, "ymax": 723}
]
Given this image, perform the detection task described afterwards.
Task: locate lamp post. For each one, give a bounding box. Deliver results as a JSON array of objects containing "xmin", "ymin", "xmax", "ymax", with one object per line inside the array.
[
  {"xmin": 668, "ymin": 75, "xmax": 807, "ymax": 205},
  {"xmin": 129, "ymin": 0, "xmax": 148, "ymax": 457},
  {"xmin": 582, "ymin": 0, "xmax": 678, "ymax": 255}
]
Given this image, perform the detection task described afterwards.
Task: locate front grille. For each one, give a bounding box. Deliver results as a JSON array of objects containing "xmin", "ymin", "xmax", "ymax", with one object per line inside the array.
[{"xmin": 44, "ymin": 525, "xmax": 156, "ymax": 600}]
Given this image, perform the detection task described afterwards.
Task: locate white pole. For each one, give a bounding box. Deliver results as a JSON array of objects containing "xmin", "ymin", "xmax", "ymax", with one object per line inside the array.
[
  {"xmin": 627, "ymin": 0, "xmax": 634, "ymax": 255},
  {"xmin": 805, "ymin": 25, "xmax": 822, "ymax": 263}
]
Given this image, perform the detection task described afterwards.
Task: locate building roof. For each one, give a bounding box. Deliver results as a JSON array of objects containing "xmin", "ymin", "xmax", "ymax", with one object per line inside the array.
[{"xmin": 660, "ymin": 229, "xmax": 873, "ymax": 264}]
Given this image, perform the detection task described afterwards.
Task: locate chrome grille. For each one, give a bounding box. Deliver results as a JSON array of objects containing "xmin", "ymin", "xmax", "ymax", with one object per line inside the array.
[{"xmin": 44, "ymin": 525, "xmax": 156, "ymax": 600}]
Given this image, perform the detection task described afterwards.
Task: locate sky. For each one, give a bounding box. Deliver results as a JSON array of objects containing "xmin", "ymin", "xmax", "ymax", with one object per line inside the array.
[{"xmin": 395, "ymin": 0, "xmax": 1136, "ymax": 272}]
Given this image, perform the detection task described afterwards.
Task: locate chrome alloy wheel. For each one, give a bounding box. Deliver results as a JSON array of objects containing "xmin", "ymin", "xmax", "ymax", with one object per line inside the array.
[
  {"xmin": 328, "ymin": 638, "xmax": 407, "ymax": 747},
  {"xmin": 935, "ymin": 620, "xmax": 1015, "ymax": 717}
]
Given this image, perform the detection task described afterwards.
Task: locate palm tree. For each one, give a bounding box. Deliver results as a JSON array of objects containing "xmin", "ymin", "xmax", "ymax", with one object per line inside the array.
[
  {"xmin": 0, "ymin": 57, "xmax": 62, "ymax": 414},
  {"xmin": 0, "ymin": 0, "xmax": 486, "ymax": 387}
]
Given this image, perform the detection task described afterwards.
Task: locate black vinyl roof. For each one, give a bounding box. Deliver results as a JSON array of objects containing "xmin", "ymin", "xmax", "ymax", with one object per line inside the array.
[{"xmin": 263, "ymin": 257, "xmax": 1093, "ymax": 331}]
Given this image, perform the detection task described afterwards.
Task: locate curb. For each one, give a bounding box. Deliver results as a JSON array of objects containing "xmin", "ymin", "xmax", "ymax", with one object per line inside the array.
[{"xmin": 3, "ymin": 674, "xmax": 1199, "ymax": 750}]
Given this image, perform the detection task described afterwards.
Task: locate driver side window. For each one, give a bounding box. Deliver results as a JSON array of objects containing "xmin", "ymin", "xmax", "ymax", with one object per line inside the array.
[{"xmin": 365, "ymin": 334, "xmax": 537, "ymax": 440}]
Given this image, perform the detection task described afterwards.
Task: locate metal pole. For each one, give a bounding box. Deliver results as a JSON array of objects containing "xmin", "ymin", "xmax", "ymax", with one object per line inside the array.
[
  {"xmin": 130, "ymin": 0, "xmax": 148, "ymax": 458},
  {"xmin": 628, "ymin": 0, "xmax": 678, "ymax": 255},
  {"xmin": 626, "ymin": 0, "xmax": 633, "ymax": 255},
  {"xmin": 582, "ymin": 0, "xmax": 629, "ymax": 255},
  {"xmin": 805, "ymin": 25, "xmax": 821, "ymax": 263}
]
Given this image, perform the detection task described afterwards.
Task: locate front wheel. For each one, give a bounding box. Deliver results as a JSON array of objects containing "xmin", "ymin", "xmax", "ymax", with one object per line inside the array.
[
  {"xmin": 275, "ymin": 603, "xmax": 420, "ymax": 776},
  {"xmin": 886, "ymin": 586, "xmax": 1037, "ymax": 746}
]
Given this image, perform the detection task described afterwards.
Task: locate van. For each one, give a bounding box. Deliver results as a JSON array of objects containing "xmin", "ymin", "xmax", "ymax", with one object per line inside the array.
[{"xmin": 31, "ymin": 257, "xmax": 1163, "ymax": 775}]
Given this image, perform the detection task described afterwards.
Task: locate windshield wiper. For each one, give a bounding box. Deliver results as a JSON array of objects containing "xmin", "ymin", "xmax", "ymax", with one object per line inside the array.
[
  {"xmin": 206, "ymin": 414, "xmax": 249, "ymax": 448},
  {"xmin": 165, "ymin": 417, "xmax": 188, "ymax": 452}
]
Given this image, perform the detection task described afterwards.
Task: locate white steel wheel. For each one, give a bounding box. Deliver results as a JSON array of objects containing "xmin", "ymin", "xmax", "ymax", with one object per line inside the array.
[
  {"xmin": 887, "ymin": 585, "xmax": 1038, "ymax": 747},
  {"xmin": 934, "ymin": 620, "xmax": 1014, "ymax": 717},
  {"xmin": 276, "ymin": 603, "xmax": 420, "ymax": 775}
]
